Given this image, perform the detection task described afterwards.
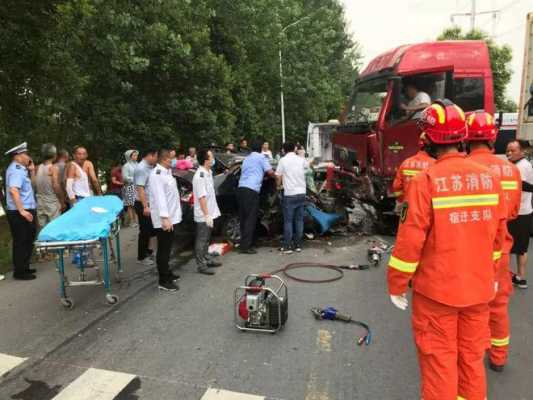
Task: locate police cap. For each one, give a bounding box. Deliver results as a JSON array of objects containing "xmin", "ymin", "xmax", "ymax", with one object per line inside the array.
[{"xmin": 4, "ymin": 142, "xmax": 28, "ymax": 157}]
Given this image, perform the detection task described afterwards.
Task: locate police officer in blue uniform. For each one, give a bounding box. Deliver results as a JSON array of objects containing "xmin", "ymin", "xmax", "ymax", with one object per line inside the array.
[{"xmin": 4, "ymin": 142, "xmax": 38, "ymax": 280}]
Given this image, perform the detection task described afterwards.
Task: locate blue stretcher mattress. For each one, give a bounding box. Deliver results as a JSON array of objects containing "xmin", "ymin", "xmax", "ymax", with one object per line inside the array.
[
  {"xmin": 37, "ymin": 196, "xmax": 123, "ymax": 242},
  {"xmin": 305, "ymin": 204, "xmax": 342, "ymax": 234}
]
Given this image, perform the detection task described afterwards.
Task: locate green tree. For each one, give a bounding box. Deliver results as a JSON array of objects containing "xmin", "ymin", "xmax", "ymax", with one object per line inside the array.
[
  {"xmin": 437, "ymin": 26, "xmax": 513, "ymax": 111},
  {"xmin": 1, "ymin": 0, "xmax": 358, "ymax": 166},
  {"xmin": 499, "ymin": 98, "xmax": 518, "ymax": 113},
  {"xmin": 208, "ymin": 0, "xmax": 360, "ymax": 147}
]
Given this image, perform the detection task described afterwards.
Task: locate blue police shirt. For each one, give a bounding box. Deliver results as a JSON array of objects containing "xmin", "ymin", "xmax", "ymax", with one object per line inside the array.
[
  {"xmin": 5, "ymin": 161, "xmax": 36, "ymax": 210},
  {"xmin": 238, "ymin": 152, "xmax": 273, "ymax": 193}
]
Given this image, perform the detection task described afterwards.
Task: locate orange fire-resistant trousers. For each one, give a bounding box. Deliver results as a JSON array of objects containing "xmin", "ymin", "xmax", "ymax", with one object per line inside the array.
[
  {"xmin": 489, "ymin": 253, "xmax": 513, "ymax": 367},
  {"xmin": 412, "ymin": 292, "xmax": 490, "ymax": 400}
]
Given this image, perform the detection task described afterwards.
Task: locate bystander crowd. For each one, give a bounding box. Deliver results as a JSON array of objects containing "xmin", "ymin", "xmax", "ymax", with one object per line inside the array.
[
  {"xmin": 66, "ymin": 146, "xmax": 102, "ymax": 204},
  {"xmin": 122, "ymin": 149, "xmax": 139, "ymax": 227},
  {"xmin": 225, "ymin": 143, "xmax": 236, "ymax": 154},
  {"xmin": 108, "ymin": 161, "xmax": 124, "ymax": 199},
  {"xmin": 149, "ymin": 149, "xmax": 182, "ymax": 291},
  {"xmin": 35, "ymin": 143, "xmax": 65, "ymax": 229},
  {"xmin": 506, "ymin": 140, "xmax": 533, "ymax": 289},
  {"xmin": 276, "ymin": 142, "xmax": 309, "ymax": 254},
  {"xmin": 261, "ymin": 141, "xmax": 273, "ymax": 159},
  {"xmin": 186, "ymin": 147, "xmax": 197, "ymax": 165},
  {"xmin": 54, "ymin": 149, "xmax": 70, "ymax": 209},
  {"xmin": 193, "ymin": 149, "xmax": 222, "ymax": 275},
  {"xmin": 238, "ymin": 138, "xmax": 249, "ymax": 153},
  {"xmin": 4, "ymin": 143, "xmax": 38, "ymax": 280},
  {"xmin": 134, "ymin": 149, "xmax": 158, "ymax": 266},
  {"xmin": 237, "ymin": 140, "xmax": 274, "ymax": 254}
]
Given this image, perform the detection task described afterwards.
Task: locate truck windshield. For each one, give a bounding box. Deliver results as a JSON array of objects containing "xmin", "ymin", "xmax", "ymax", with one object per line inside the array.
[{"xmin": 346, "ymin": 79, "xmax": 388, "ymax": 125}]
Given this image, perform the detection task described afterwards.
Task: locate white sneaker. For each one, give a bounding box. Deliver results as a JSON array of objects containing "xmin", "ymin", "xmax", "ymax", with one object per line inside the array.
[
  {"xmin": 279, "ymin": 247, "xmax": 293, "ymax": 255},
  {"xmin": 138, "ymin": 257, "xmax": 155, "ymax": 266}
]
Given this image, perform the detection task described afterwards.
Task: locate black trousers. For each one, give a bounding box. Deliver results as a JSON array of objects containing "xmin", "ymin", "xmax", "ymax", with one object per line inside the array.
[
  {"xmin": 6, "ymin": 210, "xmax": 37, "ymax": 277},
  {"xmin": 155, "ymin": 226, "xmax": 175, "ymax": 283},
  {"xmin": 195, "ymin": 222, "xmax": 212, "ymax": 269},
  {"xmin": 237, "ymin": 187, "xmax": 260, "ymax": 250},
  {"xmin": 134, "ymin": 201, "xmax": 155, "ymax": 261}
]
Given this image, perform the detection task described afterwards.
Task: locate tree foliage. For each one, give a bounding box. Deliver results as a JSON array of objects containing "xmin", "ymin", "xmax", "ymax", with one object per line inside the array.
[
  {"xmin": 0, "ymin": 0, "xmax": 360, "ymax": 169},
  {"xmin": 437, "ymin": 26, "xmax": 513, "ymax": 111}
]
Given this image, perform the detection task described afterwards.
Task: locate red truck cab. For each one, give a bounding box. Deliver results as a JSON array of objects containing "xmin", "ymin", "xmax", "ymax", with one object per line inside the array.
[{"xmin": 333, "ymin": 41, "xmax": 494, "ymax": 205}]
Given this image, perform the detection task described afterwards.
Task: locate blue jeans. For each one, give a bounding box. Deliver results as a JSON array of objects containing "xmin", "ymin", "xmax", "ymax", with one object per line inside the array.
[{"xmin": 282, "ymin": 194, "xmax": 305, "ymax": 249}]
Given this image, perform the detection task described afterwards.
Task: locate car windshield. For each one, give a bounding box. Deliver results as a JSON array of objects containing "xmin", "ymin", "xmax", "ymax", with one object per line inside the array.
[{"xmin": 346, "ymin": 79, "xmax": 388, "ymax": 125}]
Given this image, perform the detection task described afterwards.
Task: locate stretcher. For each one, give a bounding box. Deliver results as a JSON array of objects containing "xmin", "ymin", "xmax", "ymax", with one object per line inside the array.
[{"xmin": 35, "ymin": 196, "xmax": 124, "ymax": 309}]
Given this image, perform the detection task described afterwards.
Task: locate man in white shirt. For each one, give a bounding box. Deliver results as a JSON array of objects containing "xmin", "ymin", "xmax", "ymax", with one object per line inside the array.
[
  {"xmin": 149, "ymin": 149, "xmax": 182, "ymax": 291},
  {"xmin": 193, "ymin": 149, "xmax": 222, "ymax": 275},
  {"xmin": 276, "ymin": 142, "xmax": 309, "ymax": 254},
  {"xmin": 401, "ymin": 82, "xmax": 431, "ymax": 115},
  {"xmin": 506, "ymin": 140, "xmax": 533, "ymax": 289}
]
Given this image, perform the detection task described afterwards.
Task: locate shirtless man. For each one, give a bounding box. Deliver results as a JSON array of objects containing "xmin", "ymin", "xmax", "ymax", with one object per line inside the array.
[
  {"xmin": 65, "ymin": 146, "xmax": 102, "ymax": 267},
  {"xmin": 35, "ymin": 143, "xmax": 66, "ymax": 228},
  {"xmin": 66, "ymin": 146, "xmax": 102, "ymax": 204}
]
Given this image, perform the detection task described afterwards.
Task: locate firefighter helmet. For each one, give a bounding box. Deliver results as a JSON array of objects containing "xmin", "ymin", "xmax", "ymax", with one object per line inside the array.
[
  {"xmin": 465, "ymin": 110, "xmax": 498, "ymax": 142},
  {"xmin": 417, "ymin": 99, "xmax": 467, "ymax": 144}
]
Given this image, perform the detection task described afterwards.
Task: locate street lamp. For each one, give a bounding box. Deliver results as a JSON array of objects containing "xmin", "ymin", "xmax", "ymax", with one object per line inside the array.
[{"xmin": 279, "ymin": 15, "xmax": 311, "ymax": 144}]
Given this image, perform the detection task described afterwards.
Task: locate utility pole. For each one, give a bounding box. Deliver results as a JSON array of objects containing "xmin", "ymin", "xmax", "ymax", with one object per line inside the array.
[
  {"xmin": 278, "ymin": 14, "xmax": 313, "ymax": 144},
  {"xmin": 450, "ymin": 0, "xmax": 499, "ymax": 33},
  {"xmin": 279, "ymin": 45, "xmax": 286, "ymax": 144},
  {"xmin": 470, "ymin": 0, "xmax": 476, "ymax": 31}
]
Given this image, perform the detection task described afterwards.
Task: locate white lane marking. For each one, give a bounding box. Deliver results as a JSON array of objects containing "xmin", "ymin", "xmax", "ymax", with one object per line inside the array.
[
  {"xmin": 316, "ymin": 329, "xmax": 332, "ymax": 352},
  {"xmin": 0, "ymin": 353, "xmax": 27, "ymax": 376},
  {"xmin": 201, "ymin": 388, "xmax": 265, "ymax": 400},
  {"xmin": 52, "ymin": 367, "xmax": 136, "ymax": 400},
  {"xmin": 303, "ymin": 329, "xmax": 333, "ymax": 400}
]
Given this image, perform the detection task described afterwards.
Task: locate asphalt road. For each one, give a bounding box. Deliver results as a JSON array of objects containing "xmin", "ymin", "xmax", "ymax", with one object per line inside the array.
[{"xmin": 0, "ymin": 232, "xmax": 532, "ymax": 400}]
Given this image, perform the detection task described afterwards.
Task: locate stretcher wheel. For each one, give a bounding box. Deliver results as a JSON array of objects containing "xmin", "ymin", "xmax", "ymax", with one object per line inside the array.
[
  {"xmin": 60, "ymin": 297, "xmax": 74, "ymax": 309},
  {"xmin": 106, "ymin": 294, "xmax": 119, "ymax": 305}
]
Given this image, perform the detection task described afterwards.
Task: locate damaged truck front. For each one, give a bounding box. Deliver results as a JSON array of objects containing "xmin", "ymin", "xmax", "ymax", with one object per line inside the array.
[{"xmin": 332, "ymin": 40, "xmax": 494, "ymax": 227}]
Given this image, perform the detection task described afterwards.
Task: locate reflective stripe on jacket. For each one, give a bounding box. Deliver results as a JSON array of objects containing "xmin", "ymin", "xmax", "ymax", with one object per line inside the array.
[
  {"xmin": 387, "ymin": 152, "xmax": 507, "ymax": 307},
  {"xmin": 468, "ymin": 147, "xmax": 522, "ymax": 255},
  {"xmin": 392, "ymin": 151, "xmax": 435, "ymax": 202}
]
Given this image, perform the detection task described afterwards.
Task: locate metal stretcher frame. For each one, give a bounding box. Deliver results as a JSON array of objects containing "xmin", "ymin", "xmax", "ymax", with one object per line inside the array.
[{"xmin": 35, "ymin": 220, "xmax": 123, "ymax": 309}]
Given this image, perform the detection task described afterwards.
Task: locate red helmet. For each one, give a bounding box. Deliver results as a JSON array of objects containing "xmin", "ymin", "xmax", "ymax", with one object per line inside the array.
[
  {"xmin": 466, "ymin": 110, "xmax": 497, "ymax": 142},
  {"xmin": 417, "ymin": 99, "xmax": 467, "ymax": 144}
]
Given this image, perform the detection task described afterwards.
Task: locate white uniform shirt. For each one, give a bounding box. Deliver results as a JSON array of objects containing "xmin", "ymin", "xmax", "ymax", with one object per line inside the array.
[
  {"xmin": 148, "ymin": 164, "xmax": 182, "ymax": 229},
  {"xmin": 192, "ymin": 166, "xmax": 221, "ymax": 223},
  {"xmin": 134, "ymin": 159, "xmax": 153, "ymax": 203},
  {"xmin": 275, "ymin": 152, "xmax": 309, "ymax": 196},
  {"xmin": 515, "ymin": 158, "xmax": 533, "ymax": 215}
]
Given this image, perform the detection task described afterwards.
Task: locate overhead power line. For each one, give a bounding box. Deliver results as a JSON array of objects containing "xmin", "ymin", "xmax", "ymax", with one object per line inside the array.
[{"xmin": 449, "ymin": 0, "xmax": 500, "ymax": 36}]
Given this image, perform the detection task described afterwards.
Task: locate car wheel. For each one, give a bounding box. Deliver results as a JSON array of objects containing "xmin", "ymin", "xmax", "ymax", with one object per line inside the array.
[{"xmin": 222, "ymin": 215, "xmax": 241, "ymax": 244}]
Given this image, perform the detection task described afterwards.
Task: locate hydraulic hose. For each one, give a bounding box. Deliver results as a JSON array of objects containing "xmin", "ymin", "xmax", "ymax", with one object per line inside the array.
[{"xmin": 269, "ymin": 262, "xmax": 345, "ymax": 283}]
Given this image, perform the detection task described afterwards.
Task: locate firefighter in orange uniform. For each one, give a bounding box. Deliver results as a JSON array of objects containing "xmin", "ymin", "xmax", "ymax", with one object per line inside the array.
[
  {"xmin": 387, "ymin": 99, "xmax": 507, "ymax": 400},
  {"xmin": 466, "ymin": 110, "xmax": 521, "ymax": 372},
  {"xmin": 392, "ymin": 134, "xmax": 435, "ymax": 202}
]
